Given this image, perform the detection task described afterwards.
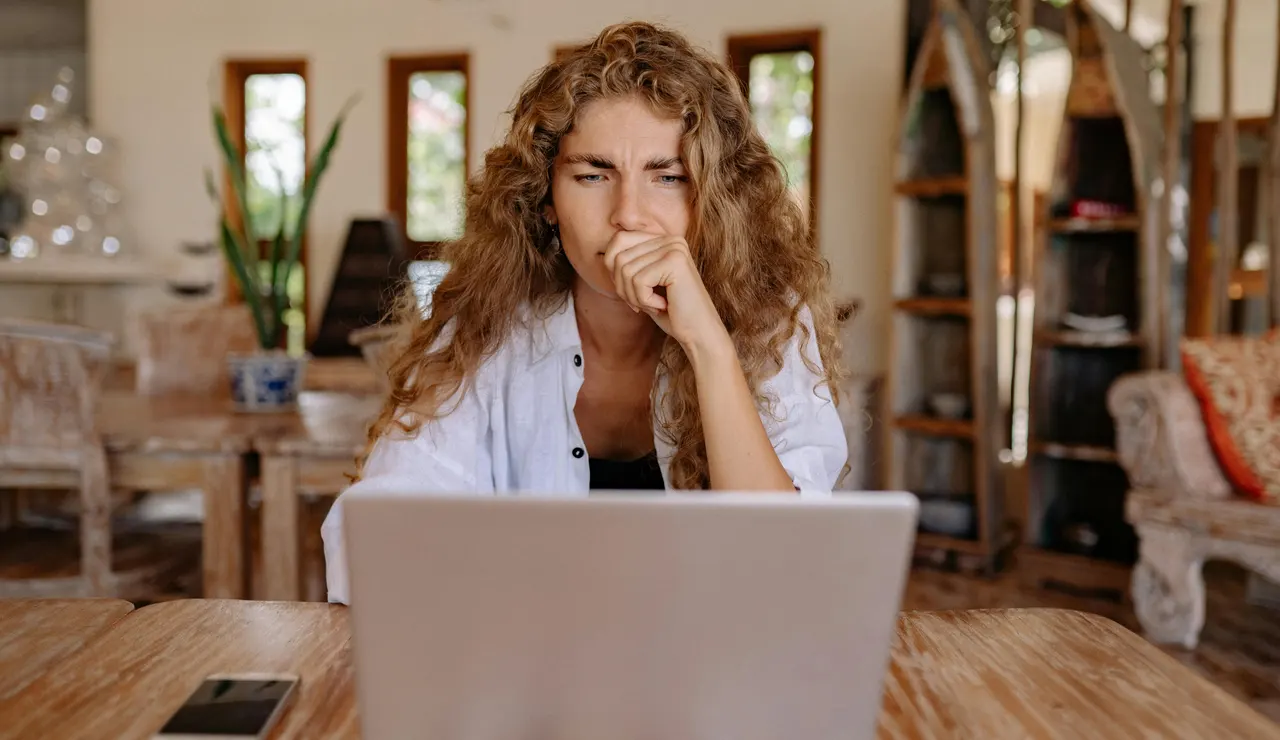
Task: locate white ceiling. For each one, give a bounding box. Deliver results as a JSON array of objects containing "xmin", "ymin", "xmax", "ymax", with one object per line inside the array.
[{"xmin": 0, "ymin": 0, "xmax": 85, "ymax": 52}]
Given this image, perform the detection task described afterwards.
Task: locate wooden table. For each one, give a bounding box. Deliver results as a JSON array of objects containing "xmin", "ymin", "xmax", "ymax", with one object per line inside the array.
[
  {"xmin": 0, "ymin": 598, "xmax": 133, "ymax": 701},
  {"xmin": 105, "ymin": 357, "xmax": 381, "ymax": 398},
  {"xmin": 93, "ymin": 390, "xmax": 377, "ymax": 601},
  {"xmin": 255, "ymin": 393, "xmax": 379, "ymax": 601},
  {"xmin": 98, "ymin": 392, "xmax": 292, "ymax": 599},
  {"xmin": 2, "ymin": 604, "xmax": 1275, "ymax": 738},
  {"xmin": 878, "ymin": 608, "xmax": 1280, "ymax": 737},
  {"xmin": 0, "ymin": 600, "xmax": 355, "ymax": 739}
]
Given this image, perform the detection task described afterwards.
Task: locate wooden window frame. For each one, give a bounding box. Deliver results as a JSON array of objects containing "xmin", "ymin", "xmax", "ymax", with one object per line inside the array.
[
  {"xmin": 1186, "ymin": 116, "xmax": 1271, "ymax": 337},
  {"xmin": 726, "ymin": 29, "xmax": 823, "ymax": 236},
  {"xmin": 386, "ymin": 53, "xmax": 471, "ymax": 259},
  {"xmin": 221, "ymin": 58, "xmax": 310, "ymax": 320}
]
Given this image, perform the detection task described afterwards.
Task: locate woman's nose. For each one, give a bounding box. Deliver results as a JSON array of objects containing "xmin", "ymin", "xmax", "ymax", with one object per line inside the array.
[{"xmin": 610, "ymin": 180, "xmax": 649, "ymax": 232}]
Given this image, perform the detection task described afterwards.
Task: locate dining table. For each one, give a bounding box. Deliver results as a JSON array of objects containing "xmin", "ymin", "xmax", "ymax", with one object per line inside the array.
[
  {"xmin": 0, "ymin": 597, "xmax": 134, "ymax": 701},
  {"xmin": 97, "ymin": 391, "xmax": 293, "ymax": 599},
  {"xmin": 1, "ymin": 601, "xmax": 1275, "ymax": 739},
  {"xmin": 95, "ymin": 388, "xmax": 378, "ymax": 600},
  {"xmin": 255, "ymin": 391, "xmax": 380, "ymax": 601}
]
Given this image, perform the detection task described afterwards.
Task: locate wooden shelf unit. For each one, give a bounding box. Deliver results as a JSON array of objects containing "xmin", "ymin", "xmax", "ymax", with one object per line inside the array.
[
  {"xmin": 1033, "ymin": 328, "xmax": 1144, "ymax": 348},
  {"xmin": 1047, "ymin": 216, "xmax": 1142, "ymax": 233},
  {"xmin": 894, "ymin": 297, "xmax": 971, "ymax": 317},
  {"xmin": 895, "ymin": 176, "xmax": 969, "ymax": 198},
  {"xmin": 0, "ymin": 256, "xmax": 171, "ymax": 285},
  {"xmin": 893, "ymin": 415, "xmax": 975, "ymax": 440},
  {"xmin": 885, "ymin": 0, "xmax": 1002, "ymax": 568},
  {"xmin": 1019, "ymin": 1, "xmax": 1166, "ymax": 594}
]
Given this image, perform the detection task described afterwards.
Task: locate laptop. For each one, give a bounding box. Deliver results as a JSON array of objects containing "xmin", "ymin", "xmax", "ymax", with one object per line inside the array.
[{"xmin": 343, "ymin": 491, "xmax": 918, "ymax": 740}]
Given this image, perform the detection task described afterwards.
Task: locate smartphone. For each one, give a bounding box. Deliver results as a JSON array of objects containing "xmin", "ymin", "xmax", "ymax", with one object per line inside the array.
[{"xmin": 153, "ymin": 673, "xmax": 300, "ymax": 739}]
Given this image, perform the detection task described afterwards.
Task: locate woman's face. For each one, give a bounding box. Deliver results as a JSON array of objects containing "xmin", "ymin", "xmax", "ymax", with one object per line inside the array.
[{"xmin": 547, "ymin": 95, "xmax": 692, "ymax": 302}]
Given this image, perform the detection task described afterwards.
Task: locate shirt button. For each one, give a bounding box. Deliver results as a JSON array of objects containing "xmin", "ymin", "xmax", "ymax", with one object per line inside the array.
[
  {"xmin": 572, "ymin": 447, "xmax": 584, "ymax": 459},
  {"xmin": 573, "ymin": 354, "xmax": 582, "ymax": 367}
]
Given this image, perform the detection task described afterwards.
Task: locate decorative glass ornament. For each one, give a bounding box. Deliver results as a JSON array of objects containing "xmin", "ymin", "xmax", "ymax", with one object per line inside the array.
[{"xmin": 3, "ymin": 68, "xmax": 132, "ymax": 260}]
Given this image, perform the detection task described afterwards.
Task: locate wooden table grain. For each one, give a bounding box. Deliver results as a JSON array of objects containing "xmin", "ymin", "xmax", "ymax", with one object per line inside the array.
[
  {"xmin": 0, "ymin": 600, "xmax": 356, "ymax": 739},
  {"xmin": 878, "ymin": 608, "xmax": 1280, "ymax": 738},
  {"xmin": 0, "ymin": 598, "xmax": 134, "ymax": 701},
  {"xmin": 2, "ymin": 604, "xmax": 1275, "ymax": 739}
]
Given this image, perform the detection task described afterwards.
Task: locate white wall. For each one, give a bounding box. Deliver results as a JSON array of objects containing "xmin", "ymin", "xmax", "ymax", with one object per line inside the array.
[
  {"xmin": 86, "ymin": 0, "xmax": 906, "ymax": 374},
  {"xmin": 1191, "ymin": 0, "xmax": 1278, "ymax": 119}
]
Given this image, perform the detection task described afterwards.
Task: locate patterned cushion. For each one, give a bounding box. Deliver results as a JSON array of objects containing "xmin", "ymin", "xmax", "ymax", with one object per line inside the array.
[{"xmin": 1181, "ymin": 333, "xmax": 1280, "ymax": 503}]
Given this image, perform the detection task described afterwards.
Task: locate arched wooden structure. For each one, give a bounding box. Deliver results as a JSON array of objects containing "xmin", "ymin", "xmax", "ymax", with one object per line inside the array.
[
  {"xmin": 1019, "ymin": 0, "xmax": 1165, "ymax": 593},
  {"xmin": 1269, "ymin": 2, "xmax": 1280, "ymax": 327},
  {"xmin": 884, "ymin": 0, "xmax": 1003, "ymax": 570}
]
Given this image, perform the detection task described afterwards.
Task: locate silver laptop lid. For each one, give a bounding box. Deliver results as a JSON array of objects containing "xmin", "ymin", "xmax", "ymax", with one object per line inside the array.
[{"xmin": 345, "ymin": 491, "xmax": 918, "ymax": 740}]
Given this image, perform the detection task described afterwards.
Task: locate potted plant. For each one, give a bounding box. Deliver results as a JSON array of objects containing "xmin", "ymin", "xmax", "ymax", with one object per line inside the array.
[{"xmin": 204, "ymin": 95, "xmax": 356, "ymax": 412}]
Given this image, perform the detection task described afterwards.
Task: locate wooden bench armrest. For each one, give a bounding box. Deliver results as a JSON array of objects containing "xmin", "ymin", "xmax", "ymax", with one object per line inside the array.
[{"xmin": 1107, "ymin": 371, "xmax": 1232, "ymax": 501}]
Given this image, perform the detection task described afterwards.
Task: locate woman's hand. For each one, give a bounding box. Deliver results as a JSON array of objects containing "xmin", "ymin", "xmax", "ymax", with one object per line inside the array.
[
  {"xmin": 602, "ymin": 231, "xmax": 731, "ymax": 356},
  {"xmin": 603, "ymin": 230, "xmax": 795, "ymax": 492}
]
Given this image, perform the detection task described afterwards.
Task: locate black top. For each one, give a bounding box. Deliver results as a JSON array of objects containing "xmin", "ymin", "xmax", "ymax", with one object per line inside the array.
[{"xmin": 589, "ymin": 450, "xmax": 665, "ymax": 491}]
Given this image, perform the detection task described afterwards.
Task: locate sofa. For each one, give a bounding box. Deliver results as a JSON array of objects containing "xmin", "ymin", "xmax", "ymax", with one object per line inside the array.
[{"xmin": 1108, "ymin": 335, "xmax": 1280, "ymax": 650}]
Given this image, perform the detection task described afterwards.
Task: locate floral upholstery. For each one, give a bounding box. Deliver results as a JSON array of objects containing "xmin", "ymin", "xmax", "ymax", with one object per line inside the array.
[{"xmin": 1181, "ymin": 333, "xmax": 1280, "ymax": 504}]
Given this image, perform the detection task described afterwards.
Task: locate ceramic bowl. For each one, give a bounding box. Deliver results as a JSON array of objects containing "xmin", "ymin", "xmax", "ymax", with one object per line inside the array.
[
  {"xmin": 919, "ymin": 498, "xmax": 974, "ymax": 537},
  {"xmin": 928, "ymin": 392, "xmax": 970, "ymax": 420},
  {"xmin": 924, "ymin": 273, "xmax": 966, "ymax": 297}
]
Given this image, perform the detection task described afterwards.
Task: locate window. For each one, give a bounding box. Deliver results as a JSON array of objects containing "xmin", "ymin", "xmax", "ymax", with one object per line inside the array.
[
  {"xmin": 223, "ymin": 59, "xmax": 309, "ymax": 353},
  {"xmin": 727, "ymin": 30, "xmax": 821, "ymax": 232},
  {"xmin": 387, "ymin": 54, "xmax": 469, "ymax": 256}
]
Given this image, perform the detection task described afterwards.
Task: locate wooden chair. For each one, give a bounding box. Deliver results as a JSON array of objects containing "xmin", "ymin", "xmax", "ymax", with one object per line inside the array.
[
  {"xmin": 134, "ymin": 304, "xmax": 257, "ymax": 396},
  {"xmin": 125, "ymin": 304, "xmax": 258, "ymax": 541},
  {"xmin": 347, "ymin": 323, "xmax": 404, "ymax": 392},
  {"xmin": 0, "ymin": 319, "xmax": 116, "ymax": 596}
]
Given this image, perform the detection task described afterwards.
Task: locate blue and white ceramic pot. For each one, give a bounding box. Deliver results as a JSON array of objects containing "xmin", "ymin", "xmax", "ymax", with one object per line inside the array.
[{"xmin": 226, "ymin": 350, "xmax": 308, "ymax": 412}]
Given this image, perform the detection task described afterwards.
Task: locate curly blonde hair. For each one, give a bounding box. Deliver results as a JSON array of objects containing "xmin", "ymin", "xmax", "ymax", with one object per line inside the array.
[{"xmin": 360, "ymin": 20, "xmax": 844, "ymax": 489}]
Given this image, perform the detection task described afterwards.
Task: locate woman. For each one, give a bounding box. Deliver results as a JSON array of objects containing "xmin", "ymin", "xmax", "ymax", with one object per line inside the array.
[{"xmin": 322, "ymin": 21, "xmax": 848, "ymax": 603}]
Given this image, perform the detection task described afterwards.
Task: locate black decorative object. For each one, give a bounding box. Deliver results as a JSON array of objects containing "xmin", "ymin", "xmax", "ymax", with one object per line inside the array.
[{"xmin": 310, "ymin": 217, "xmax": 410, "ymax": 357}]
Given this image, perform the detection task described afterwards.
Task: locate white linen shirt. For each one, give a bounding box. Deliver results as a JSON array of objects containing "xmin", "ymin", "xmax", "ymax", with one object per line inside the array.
[{"xmin": 321, "ymin": 293, "xmax": 848, "ymax": 603}]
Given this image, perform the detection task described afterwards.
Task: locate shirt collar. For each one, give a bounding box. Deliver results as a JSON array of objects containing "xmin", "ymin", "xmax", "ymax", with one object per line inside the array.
[{"xmin": 528, "ymin": 291, "xmax": 581, "ymax": 365}]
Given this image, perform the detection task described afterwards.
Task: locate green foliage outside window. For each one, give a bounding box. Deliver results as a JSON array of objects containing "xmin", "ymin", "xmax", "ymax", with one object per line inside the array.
[
  {"xmin": 407, "ymin": 71, "xmax": 467, "ymax": 242},
  {"xmin": 747, "ymin": 51, "xmax": 814, "ymax": 216}
]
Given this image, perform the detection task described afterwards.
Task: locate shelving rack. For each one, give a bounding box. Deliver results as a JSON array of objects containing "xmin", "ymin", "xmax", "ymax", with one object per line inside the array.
[
  {"xmin": 885, "ymin": 0, "xmax": 1003, "ymax": 570},
  {"xmin": 1019, "ymin": 0, "xmax": 1164, "ymax": 594}
]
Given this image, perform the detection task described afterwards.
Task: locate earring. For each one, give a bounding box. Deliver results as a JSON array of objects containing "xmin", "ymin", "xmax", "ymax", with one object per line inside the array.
[{"xmin": 549, "ymin": 224, "xmax": 561, "ymax": 254}]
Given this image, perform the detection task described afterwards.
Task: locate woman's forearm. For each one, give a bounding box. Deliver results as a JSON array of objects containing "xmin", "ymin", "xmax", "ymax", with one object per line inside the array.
[{"xmin": 684, "ymin": 334, "xmax": 795, "ymax": 492}]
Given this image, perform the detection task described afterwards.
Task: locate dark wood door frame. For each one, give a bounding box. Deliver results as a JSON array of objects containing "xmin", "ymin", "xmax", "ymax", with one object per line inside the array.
[
  {"xmin": 385, "ymin": 53, "xmax": 471, "ymax": 259},
  {"xmin": 1186, "ymin": 116, "xmax": 1270, "ymax": 336},
  {"xmin": 726, "ymin": 29, "xmax": 823, "ymax": 238},
  {"xmin": 221, "ymin": 58, "xmax": 311, "ymax": 319}
]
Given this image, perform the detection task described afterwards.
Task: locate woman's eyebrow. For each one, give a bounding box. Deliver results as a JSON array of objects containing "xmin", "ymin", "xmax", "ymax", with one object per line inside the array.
[
  {"xmin": 561, "ymin": 153, "xmax": 616, "ymax": 169},
  {"xmin": 644, "ymin": 156, "xmax": 683, "ymax": 171},
  {"xmin": 559, "ymin": 154, "xmax": 683, "ymax": 171}
]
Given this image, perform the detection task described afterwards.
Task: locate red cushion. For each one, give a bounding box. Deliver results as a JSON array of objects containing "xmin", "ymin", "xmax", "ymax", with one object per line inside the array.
[{"xmin": 1181, "ymin": 333, "xmax": 1280, "ymax": 503}]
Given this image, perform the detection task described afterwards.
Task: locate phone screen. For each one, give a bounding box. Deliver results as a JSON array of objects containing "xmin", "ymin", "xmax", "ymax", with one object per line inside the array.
[{"xmin": 158, "ymin": 678, "xmax": 296, "ymax": 737}]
